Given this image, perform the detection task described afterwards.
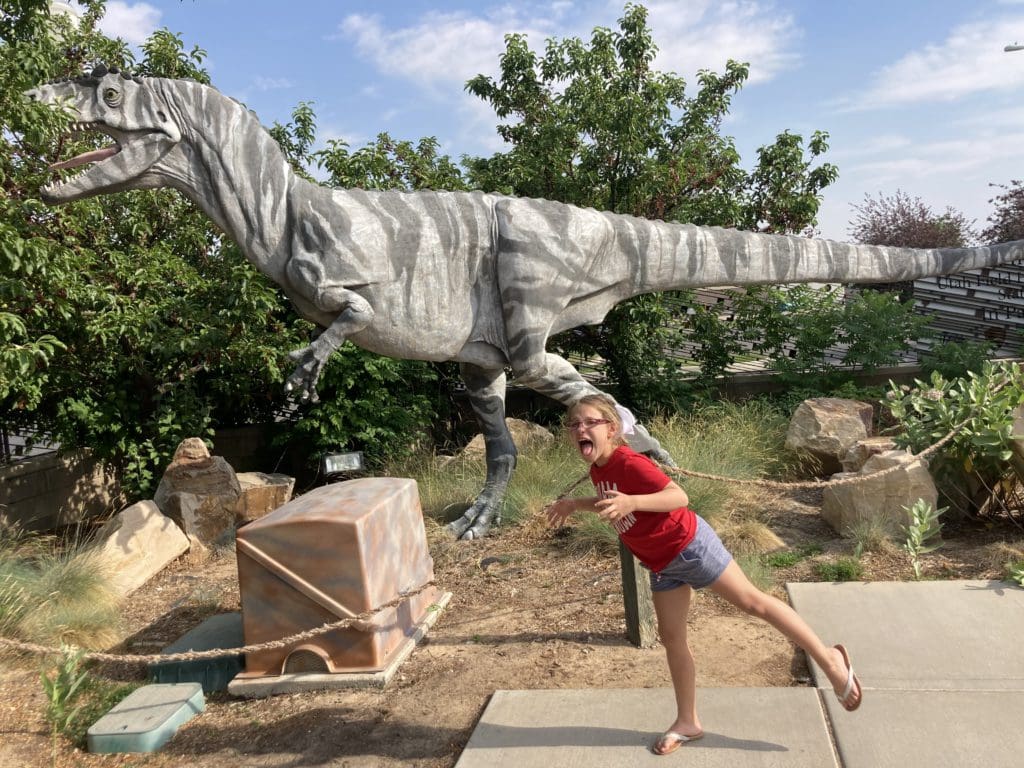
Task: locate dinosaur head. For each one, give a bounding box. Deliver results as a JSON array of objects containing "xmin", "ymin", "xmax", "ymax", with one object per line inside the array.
[{"xmin": 26, "ymin": 65, "xmax": 182, "ymax": 203}]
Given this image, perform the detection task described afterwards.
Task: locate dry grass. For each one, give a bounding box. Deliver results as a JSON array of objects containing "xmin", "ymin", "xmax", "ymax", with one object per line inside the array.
[{"xmin": 0, "ymin": 541, "xmax": 122, "ymax": 649}]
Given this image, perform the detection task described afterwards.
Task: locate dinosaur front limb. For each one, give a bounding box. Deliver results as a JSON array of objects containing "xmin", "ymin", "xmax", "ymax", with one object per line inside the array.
[
  {"xmin": 285, "ymin": 290, "xmax": 373, "ymax": 402},
  {"xmin": 447, "ymin": 363, "xmax": 516, "ymax": 540}
]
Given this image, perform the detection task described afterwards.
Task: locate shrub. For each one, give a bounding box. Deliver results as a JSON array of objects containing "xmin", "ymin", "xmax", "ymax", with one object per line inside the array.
[
  {"xmin": 885, "ymin": 361, "xmax": 1024, "ymax": 520},
  {"xmin": 920, "ymin": 340, "xmax": 996, "ymax": 381},
  {"xmin": 814, "ymin": 558, "xmax": 863, "ymax": 582}
]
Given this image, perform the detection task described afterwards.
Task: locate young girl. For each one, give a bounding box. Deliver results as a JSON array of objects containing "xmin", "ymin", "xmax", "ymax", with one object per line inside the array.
[{"xmin": 545, "ymin": 393, "xmax": 862, "ymax": 756}]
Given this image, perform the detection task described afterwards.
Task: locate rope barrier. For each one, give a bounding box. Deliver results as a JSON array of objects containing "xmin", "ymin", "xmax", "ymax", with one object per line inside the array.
[
  {"xmin": 1, "ymin": 381, "xmax": 1005, "ymax": 663},
  {"xmin": 0, "ymin": 580, "xmax": 438, "ymax": 664},
  {"xmin": 661, "ymin": 413, "xmax": 971, "ymax": 490}
]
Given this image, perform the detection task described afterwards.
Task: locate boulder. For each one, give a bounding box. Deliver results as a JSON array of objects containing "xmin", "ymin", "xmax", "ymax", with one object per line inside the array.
[
  {"xmin": 785, "ymin": 398, "xmax": 874, "ymax": 475},
  {"xmin": 821, "ymin": 449, "xmax": 938, "ymax": 536},
  {"xmin": 841, "ymin": 437, "xmax": 898, "ymax": 473},
  {"xmin": 460, "ymin": 418, "xmax": 554, "ymax": 459},
  {"xmin": 154, "ymin": 438, "xmax": 241, "ymax": 560},
  {"xmin": 235, "ymin": 472, "xmax": 295, "ymax": 525},
  {"xmin": 94, "ymin": 500, "xmax": 190, "ymax": 596}
]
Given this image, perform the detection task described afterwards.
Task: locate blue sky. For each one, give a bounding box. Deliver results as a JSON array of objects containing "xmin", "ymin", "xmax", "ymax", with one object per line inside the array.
[{"xmin": 60, "ymin": 0, "xmax": 1024, "ymax": 240}]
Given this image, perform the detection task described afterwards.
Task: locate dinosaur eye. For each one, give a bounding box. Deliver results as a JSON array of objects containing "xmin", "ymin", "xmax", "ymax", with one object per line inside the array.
[{"xmin": 102, "ymin": 86, "xmax": 121, "ymax": 106}]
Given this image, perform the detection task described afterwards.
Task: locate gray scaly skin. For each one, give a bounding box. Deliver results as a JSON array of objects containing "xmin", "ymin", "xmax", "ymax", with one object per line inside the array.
[{"xmin": 26, "ymin": 67, "xmax": 1024, "ymax": 538}]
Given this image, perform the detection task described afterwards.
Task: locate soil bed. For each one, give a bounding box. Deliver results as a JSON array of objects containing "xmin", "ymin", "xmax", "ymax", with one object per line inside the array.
[{"xmin": 1, "ymin": 488, "xmax": 1020, "ymax": 767}]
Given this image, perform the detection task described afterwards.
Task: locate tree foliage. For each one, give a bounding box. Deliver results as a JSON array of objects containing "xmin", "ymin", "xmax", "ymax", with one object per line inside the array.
[
  {"xmin": 463, "ymin": 3, "xmax": 838, "ymax": 410},
  {"xmin": 1, "ymin": 1, "xmax": 319, "ymax": 494},
  {"xmin": 982, "ymin": 180, "xmax": 1024, "ymax": 245},
  {"xmin": 2, "ymin": 2, "xmax": 467, "ymax": 493},
  {"xmin": 849, "ymin": 189, "xmax": 976, "ymax": 248}
]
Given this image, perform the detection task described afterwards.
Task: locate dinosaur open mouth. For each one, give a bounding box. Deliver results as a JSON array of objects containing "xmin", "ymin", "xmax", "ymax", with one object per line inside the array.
[
  {"xmin": 40, "ymin": 121, "xmax": 171, "ymax": 203},
  {"xmin": 48, "ymin": 122, "xmax": 122, "ymax": 171}
]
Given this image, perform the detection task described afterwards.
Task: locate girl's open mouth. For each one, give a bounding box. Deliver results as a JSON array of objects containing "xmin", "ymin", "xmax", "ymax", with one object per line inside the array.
[{"xmin": 578, "ymin": 439, "xmax": 595, "ymax": 458}]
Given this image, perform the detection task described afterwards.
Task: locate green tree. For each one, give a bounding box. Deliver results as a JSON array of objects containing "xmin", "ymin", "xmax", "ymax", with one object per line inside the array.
[
  {"xmin": 3, "ymin": 3, "xmax": 465, "ymax": 491},
  {"xmin": 464, "ymin": 3, "xmax": 837, "ymax": 410},
  {"xmin": 849, "ymin": 190, "xmax": 976, "ymax": 249},
  {"xmin": 2, "ymin": 2, "xmax": 309, "ymax": 493},
  {"xmin": 982, "ymin": 180, "xmax": 1024, "ymax": 245}
]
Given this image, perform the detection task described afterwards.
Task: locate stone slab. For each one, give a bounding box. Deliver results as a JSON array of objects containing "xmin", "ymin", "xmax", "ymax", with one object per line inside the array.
[
  {"xmin": 454, "ymin": 688, "xmax": 837, "ymax": 768},
  {"xmin": 149, "ymin": 612, "xmax": 244, "ymax": 693},
  {"xmin": 228, "ymin": 591, "xmax": 451, "ymax": 697},
  {"xmin": 824, "ymin": 689, "xmax": 1024, "ymax": 768},
  {"xmin": 87, "ymin": 682, "xmax": 204, "ymax": 753},
  {"xmin": 787, "ymin": 580, "xmax": 1024, "ymax": 690}
]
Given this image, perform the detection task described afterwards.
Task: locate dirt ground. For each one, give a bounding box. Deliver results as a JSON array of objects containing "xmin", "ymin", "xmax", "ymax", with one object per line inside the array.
[{"xmin": 1, "ymin": 488, "xmax": 1021, "ymax": 768}]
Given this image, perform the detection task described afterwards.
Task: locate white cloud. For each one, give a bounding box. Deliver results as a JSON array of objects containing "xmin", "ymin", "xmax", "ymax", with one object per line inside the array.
[
  {"xmin": 645, "ymin": 0, "xmax": 800, "ymax": 85},
  {"xmin": 838, "ymin": 15, "xmax": 1024, "ymax": 111},
  {"xmin": 338, "ymin": 10, "xmax": 533, "ymax": 90},
  {"xmin": 337, "ymin": 1, "xmax": 799, "ymax": 91},
  {"xmin": 96, "ymin": 1, "xmax": 161, "ymax": 46},
  {"xmin": 253, "ymin": 76, "xmax": 294, "ymax": 92}
]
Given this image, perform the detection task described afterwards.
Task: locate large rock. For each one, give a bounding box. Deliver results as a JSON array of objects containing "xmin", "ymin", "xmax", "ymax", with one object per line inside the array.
[
  {"xmin": 154, "ymin": 438, "xmax": 241, "ymax": 560},
  {"xmin": 235, "ymin": 472, "xmax": 295, "ymax": 525},
  {"xmin": 460, "ymin": 418, "xmax": 554, "ymax": 459},
  {"xmin": 821, "ymin": 449, "xmax": 938, "ymax": 536},
  {"xmin": 94, "ymin": 500, "xmax": 190, "ymax": 596},
  {"xmin": 785, "ymin": 398, "xmax": 874, "ymax": 475},
  {"xmin": 841, "ymin": 437, "xmax": 898, "ymax": 473}
]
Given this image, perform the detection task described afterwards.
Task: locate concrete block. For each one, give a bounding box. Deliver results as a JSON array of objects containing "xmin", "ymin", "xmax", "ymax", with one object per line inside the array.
[{"xmin": 86, "ymin": 682, "xmax": 204, "ymax": 753}]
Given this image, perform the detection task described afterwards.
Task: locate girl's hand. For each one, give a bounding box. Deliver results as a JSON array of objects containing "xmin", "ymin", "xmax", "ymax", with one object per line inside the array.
[
  {"xmin": 595, "ymin": 490, "xmax": 636, "ymax": 522},
  {"xmin": 545, "ymin": 498, "xmax": 576, "ymax": 527}
]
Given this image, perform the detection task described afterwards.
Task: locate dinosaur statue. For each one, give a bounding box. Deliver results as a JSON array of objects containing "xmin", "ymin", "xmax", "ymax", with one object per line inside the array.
[{"xmin": 26, "ymin": 67, "xmax": 1024, "ymax": 538}]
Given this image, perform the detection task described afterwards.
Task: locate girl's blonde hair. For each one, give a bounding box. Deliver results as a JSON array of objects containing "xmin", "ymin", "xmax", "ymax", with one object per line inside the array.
[{"xmin": 567, "ymin": 393, "xmax": 625, "ymax": 446}]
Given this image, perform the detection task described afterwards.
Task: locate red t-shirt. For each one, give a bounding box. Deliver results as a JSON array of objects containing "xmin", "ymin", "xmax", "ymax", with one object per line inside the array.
[{"xmin": 589, "ymin": 445, "xmax": 696, "ymax": 572}]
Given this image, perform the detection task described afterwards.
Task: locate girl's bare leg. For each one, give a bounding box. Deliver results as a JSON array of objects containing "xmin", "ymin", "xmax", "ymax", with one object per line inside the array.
[
  {"xmin": 652, "ymin": 584, "xmax": 703, "ymax": 750},
  {"xmin": 708, "ymin": 560, "xmax": 862, "ymax": 708}
]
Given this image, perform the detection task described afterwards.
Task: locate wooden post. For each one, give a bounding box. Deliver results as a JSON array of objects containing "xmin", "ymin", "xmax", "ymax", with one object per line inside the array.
[{"xmin": 619, "ymin": 540, "xmax": 657, "ymax": 648}]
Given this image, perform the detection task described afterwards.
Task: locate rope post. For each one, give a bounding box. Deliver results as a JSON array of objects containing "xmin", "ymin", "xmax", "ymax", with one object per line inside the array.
[{"xmin": 618, "ymin": 540, "xmax": 657, "ymax": 648}]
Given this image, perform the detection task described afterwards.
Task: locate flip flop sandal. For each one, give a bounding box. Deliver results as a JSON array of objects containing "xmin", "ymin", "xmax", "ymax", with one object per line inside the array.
[
  {"xmin": 652, "ymin": 730, "xmax": 704, "ymax": 755},
  {"xmin": 834, "ymin": 643, "xmax": 863, "ymax": 711}
]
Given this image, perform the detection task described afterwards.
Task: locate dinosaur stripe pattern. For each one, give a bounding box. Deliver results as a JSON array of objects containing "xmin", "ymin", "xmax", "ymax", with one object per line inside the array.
[{"xmin": 27, "ymin": 68, "xmax": 1024, "ymax": 538}]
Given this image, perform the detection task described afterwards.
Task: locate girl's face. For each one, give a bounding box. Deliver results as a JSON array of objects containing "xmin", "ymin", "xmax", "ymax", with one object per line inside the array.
[{"xmin": 566, "ymin": 404, "xmax": 619, "ymax": 466}]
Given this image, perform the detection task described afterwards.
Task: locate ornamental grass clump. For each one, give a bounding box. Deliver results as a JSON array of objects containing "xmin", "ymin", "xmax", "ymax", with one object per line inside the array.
[{"xmin": 0, "ymin": 536, "xmax": 122, "ymax": 649}]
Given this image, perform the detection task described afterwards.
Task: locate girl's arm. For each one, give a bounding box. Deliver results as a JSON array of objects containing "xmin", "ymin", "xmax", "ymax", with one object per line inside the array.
[
  {"xmin": 544, "ymin": 496, "xmax": 599, "ymax": 527},
  {"xmin": 596, "ymin": 480, "xmax": 688, "ymax": 522}
]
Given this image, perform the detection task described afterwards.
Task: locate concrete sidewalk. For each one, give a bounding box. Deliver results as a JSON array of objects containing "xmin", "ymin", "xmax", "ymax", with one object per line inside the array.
[{"xmin": 455, "ymin": 580, "xmax": 1024, "ymax": 768}]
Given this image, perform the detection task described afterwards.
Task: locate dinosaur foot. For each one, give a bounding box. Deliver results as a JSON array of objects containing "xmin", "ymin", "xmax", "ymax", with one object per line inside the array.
[
  {"xmin": 446, "ymin": 499, "xmax": 502, "ymax": 540},
  {"xmin": 284, "ymin": 344, "xmax": 332, "ymax": 403}
]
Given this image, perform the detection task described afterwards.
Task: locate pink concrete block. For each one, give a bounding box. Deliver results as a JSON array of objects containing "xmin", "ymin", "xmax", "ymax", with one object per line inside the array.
[{"xmin": 235, "ymin": 478, "xmax": 440, "ymax": 676}]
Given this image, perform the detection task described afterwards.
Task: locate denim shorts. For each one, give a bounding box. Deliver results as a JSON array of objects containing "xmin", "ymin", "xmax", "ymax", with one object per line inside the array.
[{"xmin": 650, "ymin": 515, "xmax": 733, "ymax": 591}]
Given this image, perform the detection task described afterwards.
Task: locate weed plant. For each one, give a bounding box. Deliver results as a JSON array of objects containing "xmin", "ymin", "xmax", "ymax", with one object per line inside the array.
[
  {"xmin": 814, "ymin": 557, "xmax": 863, "ymax": 582},
  {"xmin": 1007, "ymin": 560, "xmax": 1024, "ymax": 587},
  {"xmin": 41, "ymin": 646, "xmax": 137, "ymax": 751},
  {"xmin": 901, "ymin": 499, "xmax": 945, "ymax": 580}
]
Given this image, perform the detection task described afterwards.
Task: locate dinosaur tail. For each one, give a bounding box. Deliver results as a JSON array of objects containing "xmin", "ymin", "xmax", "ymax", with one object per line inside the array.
[{"xmin": 621, "ymin": 218, "xmax": 1024, "ymax": 292}]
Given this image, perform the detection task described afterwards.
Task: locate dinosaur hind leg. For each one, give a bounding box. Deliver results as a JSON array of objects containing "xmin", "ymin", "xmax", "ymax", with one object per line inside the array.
[
  {"xmin": 446, "ymin": 363, "xmax": 516, "ymax": 540},
  {"xmin": 514, "ymin": 353, "xmax": 675, "ymax": 465}
]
